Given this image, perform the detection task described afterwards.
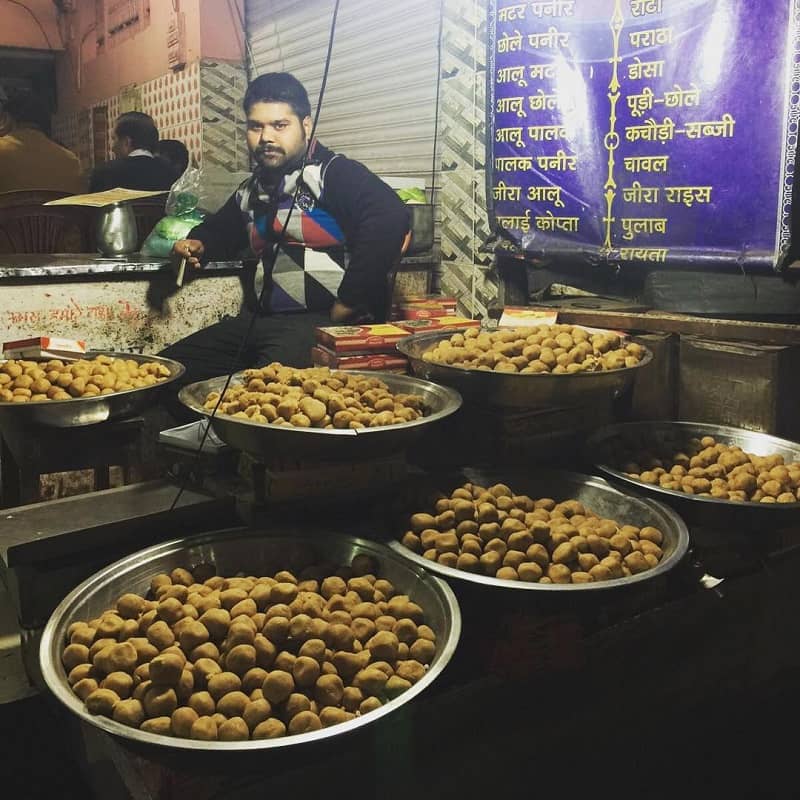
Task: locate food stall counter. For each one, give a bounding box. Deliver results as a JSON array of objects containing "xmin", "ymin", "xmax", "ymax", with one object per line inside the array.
[{"xmin": 0, "ymin": 254, "xmax": 246, "ymax": 355}]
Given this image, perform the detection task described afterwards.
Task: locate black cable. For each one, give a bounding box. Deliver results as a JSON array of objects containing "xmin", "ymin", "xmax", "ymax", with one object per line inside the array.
[
  {"xmin": 169, "ymin": 0, "xmax": 342, "ymax": 510},
  {"xmin": 228, "ymin": 0, "xmax": 255, "ymax": 73},
  {"xmin": 428, "ymin": 0, "xmax": 444, "ymax": 265}
]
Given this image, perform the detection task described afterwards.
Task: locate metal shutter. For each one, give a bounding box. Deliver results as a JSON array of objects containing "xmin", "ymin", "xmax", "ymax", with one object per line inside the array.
[{"xmin": 245, "ymin": 0, "xmax": 441, "ymax": 183}]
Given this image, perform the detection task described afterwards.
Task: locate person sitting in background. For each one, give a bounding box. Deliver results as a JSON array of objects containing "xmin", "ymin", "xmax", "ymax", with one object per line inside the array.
[
  {"xmin": 89, "ymin": 112, "xmax": 179, "ymax": 193},
  {"xmin": 0, "ymin": 91, "xmax": 84, "ymax": 195},
  {"xmin": 155, "ymin": 139, "xmax": 190, "ymax": 178}
]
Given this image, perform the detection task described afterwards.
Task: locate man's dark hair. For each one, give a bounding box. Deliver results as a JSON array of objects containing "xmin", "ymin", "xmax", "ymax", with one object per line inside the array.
[
  {"xmin": 5, "ymin": 91, "xmax": 52, "ymax": 137},
  {"xmin": 155, "ymin": 139, "xmax": 190, "ymax": 175},
  {"xmin": 243, "ymin": 72, "xmax": 311, "ymax": 119},
  {"xmin": 115, "ymin": 111, "xmax": 159, "ymax": 152}
]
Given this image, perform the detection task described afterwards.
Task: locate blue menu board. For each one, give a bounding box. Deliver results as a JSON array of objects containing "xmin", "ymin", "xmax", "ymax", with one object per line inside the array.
[{"xmin": 487, "ymin": 0, "xmax": 800, "ymax": 269}]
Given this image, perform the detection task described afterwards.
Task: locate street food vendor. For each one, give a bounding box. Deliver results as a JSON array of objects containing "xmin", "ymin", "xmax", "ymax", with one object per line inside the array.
[{"xmin": 161, "ymin": 72, "xmax": 410, "ymax": 384}]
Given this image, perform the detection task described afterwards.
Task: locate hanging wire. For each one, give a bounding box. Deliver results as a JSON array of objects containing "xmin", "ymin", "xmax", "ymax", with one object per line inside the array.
[
  {"xmin": 470, "ymin": 0, "xmax": 479, "ymax": 318},
  {"xmin": 428, "ymin": 0, "xmax": 445, "ymax": 284},
  {"xmin": 169, "ymin": 0, "xmax": 342, "ymax": 510},
  {"xmin": 3, "ymin": 0, "xmax": 55, "ymax": 50},
  {"xmin": 228, "ymin": 0, "xmax": 257, "ymax": 77}
]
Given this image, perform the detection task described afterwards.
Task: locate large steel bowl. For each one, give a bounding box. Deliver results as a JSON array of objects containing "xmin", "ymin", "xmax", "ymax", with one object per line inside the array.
[
  {"xmin": 178, "ymin": 371, "xmax": 462, "ymax": 460},
  {"xmin": 0, "ymin": 351, "xmax": 185, "ymax": 428},
  {"xmin": 586, "ymin": 421, "xmax": 800, "ymax": 529},
  {"xmin": 40, "ymin": 528, "xmax": 460, "ymax": 752},
  {"xmin": 388, "ymin": 468, "xmax": 689, "ymax": 591},
  {"xmin": 396, "ymin": 329, "xmax": 652, "ymax": 408}
]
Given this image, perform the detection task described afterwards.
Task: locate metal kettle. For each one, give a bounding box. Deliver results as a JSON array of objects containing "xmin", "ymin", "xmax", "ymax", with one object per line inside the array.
[{"xmin": 95, "ymin": 203, "xmax": 138, "ymax": 256}]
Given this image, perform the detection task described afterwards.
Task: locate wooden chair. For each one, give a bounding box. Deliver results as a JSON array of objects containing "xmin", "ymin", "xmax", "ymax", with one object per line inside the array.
[
  {"xmin": 129, "ymin": 197, "xmax": 168, "ymax": 249},
  {"xmin": 0, "ymin": 189, "xmax": 72, "ymax": 208},
  {"xmin": 0, "ymin": 202, "xmax": 92, "ymax": 254}
]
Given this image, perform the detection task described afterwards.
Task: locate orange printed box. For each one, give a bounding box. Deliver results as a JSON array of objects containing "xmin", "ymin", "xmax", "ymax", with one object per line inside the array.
[
  {"xmin": 2, "ymin": 335, "xmax": 87, "ymax": 360},
  {"xmin": 394, "ymin": 296, "xmax": 458, "ymax": 319},
  {"xmin": 395, "ymin": 316, "xmax": 482, "ymax": 334},
  {"xmin": 395, "ymin": 305, "xmax": 458, "ymax": 320},
  {"xmin": 311, "ymin": 346, "xmax": 408, "ymax": 372},
  {"xmin": 315, "ymin": 324, "xmax": 410, "ymax": 354}
]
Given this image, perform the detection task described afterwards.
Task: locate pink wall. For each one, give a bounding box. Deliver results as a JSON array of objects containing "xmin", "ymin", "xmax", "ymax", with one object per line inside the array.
[
  {"xmin": 200, "ymin": 0, "xmax": 245, "ymax": 61},
  {"xmin": 55, "ymin": 0, "xmax": 204, "ymax": 115},
  {"xmin": 0, "ymin": 0, "xmax": 62, "ymax": 50}
]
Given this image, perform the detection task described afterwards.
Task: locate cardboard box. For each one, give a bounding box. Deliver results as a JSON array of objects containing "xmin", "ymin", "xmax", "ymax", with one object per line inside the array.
[
  {"xmin": 239, "ymin": 452, "xmax": 408, "ymax": 502},
  {"xmin": 498, "ymin": 307, "xmax": 627, "ymax": 337},
  {"xmin": 396, "ymin": 305, "xmax": 458, "ymax": 320},
  {"xmin": 396, "ymin": 294, "xmax": 457, "ymax": 307},
  {"xmin": 628, "ymin": 332, "xmax": 679, "ymax": 421},
  {"xmin": 679, "ymin": 337, "xmax": 800, "ymax": 439},
  {"xmin": 435, "ymin": 397, "xmax": 618, "ymax": 469},
  {"xmin": 393, "ymin": 296, "xmax": 458, "ymax": 320},
  {"xmin": 498, "ymin": 307, "xmax": 558, "ymax": 328},
  {"xmin": 315, "ymin": 324, "xmax": 409, "ymax": 354},
  {"xmin": 394, "ymin": 317, "xmax": 482, "ymax": 334},
  {"xmin": 3, "ymin": 336, "xmax": 87, "ymax": 360},
  {"xmin": 311, "ymin": 346, "xmax": 408, "ymax": 373}
]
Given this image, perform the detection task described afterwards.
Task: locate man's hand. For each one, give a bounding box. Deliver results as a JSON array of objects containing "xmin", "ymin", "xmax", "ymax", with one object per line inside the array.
[
  {"xmin": 172, "ymin": 239, "xmax": 205, "ymax": 269},
  {"xmin": 330, "ymin": 300, "xmax": 358, "ymax": 323}
]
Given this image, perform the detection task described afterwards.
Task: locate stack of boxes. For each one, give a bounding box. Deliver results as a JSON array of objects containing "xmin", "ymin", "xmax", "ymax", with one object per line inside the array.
[
  {"xmin": 311, "ymin": 295, "xmax": 479, "ymax": 373},
  {"xmin": 391, "ymin": 295, "xmax": 480, "ymax": 335},
  {"xmin": 312, "ymin": 324, "xmax": 411, "ymax": 373}
]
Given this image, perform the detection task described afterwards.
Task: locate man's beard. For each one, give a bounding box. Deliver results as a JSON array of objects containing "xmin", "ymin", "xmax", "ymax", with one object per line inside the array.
[{"xmin": 253, "ymin": 143, "xmax": 306, "ymax": 180}]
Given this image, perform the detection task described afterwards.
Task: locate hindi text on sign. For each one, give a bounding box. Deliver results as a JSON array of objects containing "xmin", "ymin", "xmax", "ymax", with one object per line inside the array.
[
  {"xmin": 536, "ymin": 149, "xmax": 578, "ymax": 171},
  {"xmin": 536, "ymin": 210, "xmax": 580, "ymax": 232},
  {"xmin": 498, "ymin": 3, "xmax": 527, "ymax": 22},
  {"xmin": 623, "ymin": 181, "xmax": 661, "ymax": 203},
  {"xmin": 629, "ymin": 0, "xmax": 663, "ymax": 17},
  {"xmin": 527, "ymin": 26, "xmax": 571, "ymax": 49},
  {"xmin": 530, "ymin": 0, "xmax": 575, "ymax": 17},
  {"xmin": 497, "ymin": 66, "xmax": 528, "ymax": 87},
  {"xmin": 495, "ymin": 156, "xmax": 535, "ymax": 171},
  {"xmin": 528, "ymin": 185, "xmax": 566, "ymax": 207},
  {"xmin": 624, "ymin": 155, "xmax": 670, "ymax": 172},
  {"xmin": 628, "ymin": 57, "xmax": 665, "ymax": 81},
  {"xmin": 629, "ymin": 27, "xmax": 673, "ymax": 48},
  {"xmin": 620, "ymin": 216, "xmax": 669, "ymax": 240},
  {"xmin": 493, "ymin": 181, "xmax": 523, "ymax": 202},
  {"xmin": 618, "ymin": 247, "xmax": 669, "ymax": 262}
]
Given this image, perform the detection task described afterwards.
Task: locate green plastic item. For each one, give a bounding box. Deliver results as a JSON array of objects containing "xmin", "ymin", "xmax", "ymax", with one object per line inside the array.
[
  {"xmin": 155, "ymin": 212, "xmax": 203, "ymax": 240},
  {"xmin": 171, "ymin": 191, "xmax": 200, "ymax": 216},
  {"xmin": 396, "ymin": 187, "xmax": 427, "ymax": 204}
]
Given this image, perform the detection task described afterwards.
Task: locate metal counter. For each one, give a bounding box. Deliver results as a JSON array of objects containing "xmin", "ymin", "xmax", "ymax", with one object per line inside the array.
[{"xmin": 0, "ymin": 254, "xmax": 241, "ymax": 279}]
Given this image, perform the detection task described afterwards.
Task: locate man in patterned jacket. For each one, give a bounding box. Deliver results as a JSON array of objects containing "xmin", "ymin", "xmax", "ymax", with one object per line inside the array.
[{"xmin": 163, "ymin": 72, "xmax": 410, "ymax": 383}]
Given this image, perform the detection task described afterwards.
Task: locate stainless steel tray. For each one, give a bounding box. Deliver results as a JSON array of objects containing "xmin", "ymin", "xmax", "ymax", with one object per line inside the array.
[
  {"xmin": 0, "ymin": 351, "xmax": 185, "ymax": 428},
  {"xmin": 396, "ymin": 329, "xmax": 652, "ymax": 408},
  {"xmin": 178, "ymin": 371, "xmax": 462, "ymax": 460},
  {"xmin": 40, "ymin": 528, "xmax": 460, "ymax": 752},
  {"xmin": 388, "ymin": 468, "xmax": 689, "ymax": 591},
  {"xmin": 586, "ymin": 421, "xmax": 800, "ymax": 529}
]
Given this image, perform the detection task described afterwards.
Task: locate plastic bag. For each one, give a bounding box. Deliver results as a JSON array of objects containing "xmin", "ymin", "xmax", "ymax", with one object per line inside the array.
[
  {"xmin": 141, "ymin": 166, "xmax": 206, "ymax": 257},
  {"xmin": 396, "ymin": 187, "xmax": 427, "ymax": 204}
]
